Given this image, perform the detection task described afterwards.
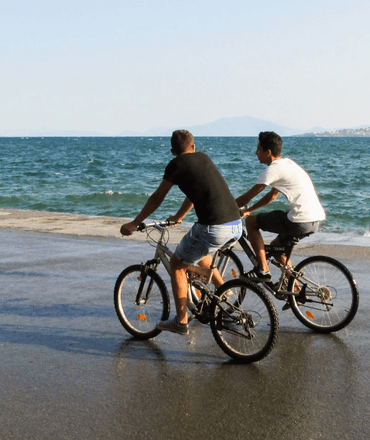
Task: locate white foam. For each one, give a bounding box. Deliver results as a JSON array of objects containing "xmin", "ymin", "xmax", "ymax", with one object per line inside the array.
[
  {"xmin": 181, "ymin": 222, "xmax": 370, "ymax": 247},
  {"xmin": 262, "ymin": 230, "xmax": 370, "ymax": 247},
  {"xmin": 307, "ymin": 231, "xmax": 370, "ymax": 247}
]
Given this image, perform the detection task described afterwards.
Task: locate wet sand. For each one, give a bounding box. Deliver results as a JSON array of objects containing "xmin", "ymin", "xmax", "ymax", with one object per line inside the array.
[{"xmin": 1, "ymin": 208, "xmax": 369, "ymax": 261}]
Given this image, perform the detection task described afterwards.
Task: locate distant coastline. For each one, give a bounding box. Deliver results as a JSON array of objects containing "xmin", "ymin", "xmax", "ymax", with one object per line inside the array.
[{"xmin": 300, "ymin": 127, "xmax": 370, "ymax": 137}]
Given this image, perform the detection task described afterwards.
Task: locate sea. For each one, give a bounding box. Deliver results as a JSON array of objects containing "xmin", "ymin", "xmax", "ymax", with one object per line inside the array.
[{"xmin": 0, "ymin": 136, "xmax": 369, "ymax": 246}]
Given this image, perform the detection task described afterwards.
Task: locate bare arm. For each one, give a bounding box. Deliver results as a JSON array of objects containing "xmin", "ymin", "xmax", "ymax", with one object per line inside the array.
[
  {"xmin": 168, "ymin": 197, "xmax": 194, "ymax": 224},
  {"xmin": 236, "ymin": 184, "xmax": 267, "ymax": 207},
  {"xmin": 236, "ymin": 184, "xmax": 280, "ymax": 217},
  {"xmin": 249, "ymin": 188, "xmax": 280, "ymax": 211},
  {"xmin": 120, "ymin": 179, "xmax": 173, "ymax": 235}
]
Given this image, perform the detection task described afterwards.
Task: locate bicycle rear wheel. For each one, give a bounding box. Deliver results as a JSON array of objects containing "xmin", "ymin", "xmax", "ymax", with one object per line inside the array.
[
  {"xmin": 216, "ymin": 248, "xmax": 244, "ymax": 281},
  {"xmin": 210, "ymin": 279, "xmax": 279, "ymax": 363},
  {"xmin": 288, "ymin": 256, "xmax": 359, "ymax": 333},
  {"xmin": 215, "ymin": 248, "xmax": 246, "ymax": 308},
  {"xmin": 114, "ymin": 264, "xmax": 170, "ymax": 339}
]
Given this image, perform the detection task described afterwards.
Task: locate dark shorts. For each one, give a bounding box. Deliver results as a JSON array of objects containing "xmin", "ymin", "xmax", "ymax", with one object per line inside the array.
[{"xmin": 256, "ymin": 210, "xmax": 320, "ymax": 245}]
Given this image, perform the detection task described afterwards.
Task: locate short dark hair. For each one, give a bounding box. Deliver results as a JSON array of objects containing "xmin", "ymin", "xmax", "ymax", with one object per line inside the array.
[
  {"xmin": 171, "ymin": 130, "xmax": 194, "ymax": 155},
  {"xmin": 258, "ymin": 132, "xmax": 283, "ymax": 157}
]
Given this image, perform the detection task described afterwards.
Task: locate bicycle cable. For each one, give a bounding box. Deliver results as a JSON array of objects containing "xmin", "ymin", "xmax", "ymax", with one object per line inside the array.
[{"xmin": 146, "ymin": 225, "xmax": 170, "ymax": 247}]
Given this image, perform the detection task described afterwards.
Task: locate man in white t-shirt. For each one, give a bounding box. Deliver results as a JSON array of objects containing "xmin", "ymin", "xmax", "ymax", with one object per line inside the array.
[{"xmin": 236, "ymin": 131, "xmax": 326, "ymax": 284}]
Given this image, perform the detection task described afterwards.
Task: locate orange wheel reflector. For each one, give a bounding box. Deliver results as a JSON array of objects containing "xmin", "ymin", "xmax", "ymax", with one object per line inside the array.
[
  {"xmin": 138, "ymin": 314, "xmax": 147, "ymax": 321},
  {"xmin": 196, "ymin": 289, "xmax": 201, "ymax": 298},
  {"xmin": 306, "ymin": 311, "xmax": 315, "ymax": 319},
  {"xmin": 137, "ymin": 277, "xmax": 142, "ymax": 281},
  {"xmin": 231, "ymin": 269, "xmax": 237, "ymax": 278}
]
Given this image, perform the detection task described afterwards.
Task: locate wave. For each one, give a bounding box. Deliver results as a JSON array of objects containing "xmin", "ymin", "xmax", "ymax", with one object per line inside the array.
[
  {"xmin": 1, "ymin": 137, "xmax": 369, "ymax": 237},
  {"xmin": 65, "ymin": 191, "xmax": 151, "ymax": 203},
  {"xmin": 0, "ymin": 195, "xmax": 23, "ymax": 204}
]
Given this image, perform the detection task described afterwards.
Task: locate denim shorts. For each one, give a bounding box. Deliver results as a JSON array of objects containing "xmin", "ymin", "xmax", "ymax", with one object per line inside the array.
[
  {"xmin": 256, "ymin": 210, "xmax": 320, "ymax": 245},
  {"xmin": 175, "ymin": 221, "xmax": 242, "ymax": 265}
]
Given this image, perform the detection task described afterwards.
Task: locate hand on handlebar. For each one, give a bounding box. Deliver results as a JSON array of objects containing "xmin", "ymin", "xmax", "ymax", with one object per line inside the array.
[
  {"xmin": 166, "ymin": 214, "xmax": 182, "ymax": 225},
  {"xmin": 239, "ymin": 206, "xmax": 252, "ymax": 219},
  {"xmin": 120, "ymin": 221, "xmax": 138, "ymax": 236}
]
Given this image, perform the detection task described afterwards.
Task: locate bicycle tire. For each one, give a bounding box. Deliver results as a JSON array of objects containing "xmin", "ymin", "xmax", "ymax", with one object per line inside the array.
[
  {"xmin": 215, "ymin": 248, "xmax": 246, "ymax": 308},
  {"xmin": 287, "ymin": 256, "xmax": 359, "ymax": 333},
  {"xmin": 114, "ymin": 264, "xmax": 170, "ymax": 339},
  {"xmin": 216, "ymin": 248, "xmax": 244, "ymax": 281},
  {"xmin": 210, "ymin": 279, "xmax": 279, "ymax": 363}
]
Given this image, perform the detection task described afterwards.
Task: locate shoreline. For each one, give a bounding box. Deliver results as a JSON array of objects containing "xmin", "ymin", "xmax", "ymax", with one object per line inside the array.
[{"xmin": 1, "ymin": 208, "xmax": 369, "ymax": 261}]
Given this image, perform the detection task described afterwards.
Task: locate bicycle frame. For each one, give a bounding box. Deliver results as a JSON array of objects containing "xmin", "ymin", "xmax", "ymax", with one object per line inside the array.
[
  {"xmin": 136, "ymin": 223, "xmax": 217, "ymax": 307},
  {"xmin": 237, "ymin": 230, "xmax": 310, "ymax": 300},
  {"xmin": 136, "ymin": 222, "xmax": 239, "ymax": 315},
  {"xmin": 139, "ymin": 223, "xmax": 213, "ymax": 280}
]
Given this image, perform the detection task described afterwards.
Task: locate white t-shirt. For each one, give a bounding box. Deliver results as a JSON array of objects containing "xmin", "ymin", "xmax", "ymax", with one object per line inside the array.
[{"xmin": 257, "ymin": 157, "xmax": 326, "ymax": 223}]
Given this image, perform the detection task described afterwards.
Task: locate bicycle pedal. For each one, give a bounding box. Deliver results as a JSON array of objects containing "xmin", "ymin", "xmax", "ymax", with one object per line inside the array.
[{"xmin": 197, "ymin": 314, "xmax": 211, "ymax": 325}]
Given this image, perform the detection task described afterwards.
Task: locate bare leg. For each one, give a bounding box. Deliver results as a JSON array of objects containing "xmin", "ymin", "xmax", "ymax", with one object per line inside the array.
[
  {"xmin": 170, "ymin": 254, "xmax": 190, "ymax": 325},
  {"xmin": 270, "ymin": 237, "xmax": 299, "ymax": 291},
  {"xmin": 270, "ymin": 236, "xmax": 291, "ymax": 267},
  {"xmin": 245, "ymin": 215, "xmax": 269, "ymax": 272},
  {"xmin": 198, "ymin": 255, "xmax": 224, "ymax": 289}
]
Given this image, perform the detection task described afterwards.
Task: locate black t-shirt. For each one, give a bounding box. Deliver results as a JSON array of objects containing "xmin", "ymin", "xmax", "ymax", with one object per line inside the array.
[{"xmin": 163, "ymin": 152, "xmax": 240, "ymax": 225}]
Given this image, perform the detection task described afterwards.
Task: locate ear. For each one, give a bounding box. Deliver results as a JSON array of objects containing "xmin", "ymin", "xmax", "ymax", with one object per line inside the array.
[{"xmin": 171, "ymin": 148, "xmax": 177, "ymax": 157}]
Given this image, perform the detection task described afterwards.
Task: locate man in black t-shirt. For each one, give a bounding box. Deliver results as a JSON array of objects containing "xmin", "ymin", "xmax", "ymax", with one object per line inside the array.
[{"xmin": 121, "ymin": 130, "xmax": 241, "ymax": 335}]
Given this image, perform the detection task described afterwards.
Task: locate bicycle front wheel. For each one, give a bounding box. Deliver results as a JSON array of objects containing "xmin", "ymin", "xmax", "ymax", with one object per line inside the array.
[
  {"xmin": 288, "ymin": 256, "xmax": 359, "ymax": 333},
  {"xmin": 114, "ymin": 265, "xmax": 170, "ymax": 339},
  {"xmin": 210, "ymin": 279, "xmax": 279, "ymax": 363}
]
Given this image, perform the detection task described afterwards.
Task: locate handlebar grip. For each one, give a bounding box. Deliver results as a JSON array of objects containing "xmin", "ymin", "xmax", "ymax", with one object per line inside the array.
[
  {"xmin": 239, "ymin": 205, "xmax": 251, "ymax": 215},
  {"xmin": 137, "ymin": 222, "xmax": 147, "ymax": 231},
  {"xmin": 137, "ymin": 220, "xmax": 177, "ymax": 231}
]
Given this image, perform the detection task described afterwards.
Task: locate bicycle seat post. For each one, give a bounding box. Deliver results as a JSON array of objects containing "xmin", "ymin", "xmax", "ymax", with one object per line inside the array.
[{"xmin": 210, "ymin": 248, "xmax": 221, "ymax": 271}]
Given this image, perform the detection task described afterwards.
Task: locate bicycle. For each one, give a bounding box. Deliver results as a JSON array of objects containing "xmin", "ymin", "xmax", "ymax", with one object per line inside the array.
[
  {"xmin": 114, "ymin": 220, "xmax": 279, "ymax": 363},
  {"xmin": 221, "ymin": 229, "xmax": 359, "ymax": 333}
]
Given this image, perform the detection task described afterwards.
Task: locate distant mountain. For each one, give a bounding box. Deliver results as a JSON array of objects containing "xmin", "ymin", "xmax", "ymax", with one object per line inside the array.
[
  {"xmin": 186, "ymin": 116, "xmax": 309, "ymax": 137},
  {"xmin": 2, "ymin": 117, "xmax": 368, "ymax": 137},
  {"xmin": 118, "ymin": 116, "xmax": 313, "ymax": 137}
]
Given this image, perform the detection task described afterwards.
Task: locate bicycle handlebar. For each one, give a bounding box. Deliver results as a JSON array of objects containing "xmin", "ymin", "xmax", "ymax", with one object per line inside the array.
[
  {"xmin": 137, "ymin": 220, "xmax": 178, "ymax": 231},
  {"xmin": 239, "ymin": 205, "xmax": 251, "ymax": 216}
]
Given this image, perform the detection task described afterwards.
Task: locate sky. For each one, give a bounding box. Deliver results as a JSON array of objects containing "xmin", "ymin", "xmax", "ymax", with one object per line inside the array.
[{"xmin": 1, "ymin": 0, "xmax": 369, "ymax": 135}]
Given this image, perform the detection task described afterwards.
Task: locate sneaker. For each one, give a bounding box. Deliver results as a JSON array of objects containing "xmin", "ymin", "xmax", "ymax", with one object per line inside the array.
[
  {"xmin": 242, "ymin": 267, "xmax": 272, "ymax": 283},
  {"xmin": 156, "ymin": 316, "xmax": 189, "ymax": 335}
]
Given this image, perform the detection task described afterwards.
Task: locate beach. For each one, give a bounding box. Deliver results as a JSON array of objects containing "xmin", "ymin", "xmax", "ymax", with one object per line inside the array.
[
  {"xmin": 0, "ymin": 208, "xmax": 369, "ymax": 439},
  {"xmin": 1, "ymin": 208, "xmax": 369, "ymax": 261}
]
